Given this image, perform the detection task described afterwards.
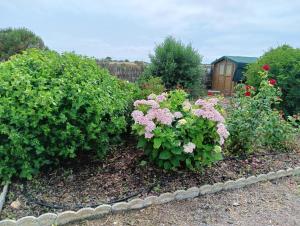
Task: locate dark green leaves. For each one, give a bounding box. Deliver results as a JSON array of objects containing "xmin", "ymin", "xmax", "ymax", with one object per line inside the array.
[{"xmin": 159, "ymin": 150, "xmax": 172, "ymax": 160}]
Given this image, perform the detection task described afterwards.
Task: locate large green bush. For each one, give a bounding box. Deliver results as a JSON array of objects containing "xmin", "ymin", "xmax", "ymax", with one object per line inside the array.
[
  {"xmin": 227, "ymin": 68, "xmax": 298, "ymax": 156},
  {"xmin": 145, "ymin": 36, "xmax": 205, "ymax": 97},
  {"xmin": 0, "ymin": 49, "xmax": 136, "ymax": 182},
  {"xmin": 0, "ymin": 27, "xmax": 46, "ymax": 61},
  {"xmin": 245, "ymin": 45, "xmax": 300, "ymax": 116}
]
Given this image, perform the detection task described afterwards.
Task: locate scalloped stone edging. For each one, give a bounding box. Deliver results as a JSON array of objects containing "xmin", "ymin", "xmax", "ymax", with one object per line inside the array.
[{"xmin": 0, "ymin": 166, "xmax": 299, "ymax": 226}]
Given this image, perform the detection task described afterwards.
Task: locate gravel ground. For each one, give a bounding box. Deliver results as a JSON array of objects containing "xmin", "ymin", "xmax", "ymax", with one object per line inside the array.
[{"xmin": 73, "ymin": 176, "xmax": 300, "ymax": 226}]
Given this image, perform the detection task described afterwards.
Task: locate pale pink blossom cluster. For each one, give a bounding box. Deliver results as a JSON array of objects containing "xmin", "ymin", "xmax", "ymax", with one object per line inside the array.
[
  {"xmin": 147, "ymin": 108, "xmax": 174, "ymax": 125},
  {"xmin": 133, "ymin": 99, "xmax": 159, "ymax": 108},
  {"xmin": 195, "ymin": 98, "xmax": 219, "ymax": 108},
  {"xmin": 155, "ymin": 92, "xmax": 167, "ymax": 102},
  {"xmin": 193, "ymin": 108, "xmax": 225, "ymax": 123},
  {"xmin": 183, "ymin": 142, "xmax": 196, "ymax": 153},
  {"xmin": 173, "ymin": 111, "xmax": 183, "ymax": 119},
  {"xmin": 132, "ymin": 97, "xmax": 178, "ymax": 138},
  {"xmin": 193, "ymin": 98, "xmax": 225, "ymax": 123},
  {"xmin": 131, "ymin": 110, "xmax": 156, "ymax": 138},
  {"xmin": 193, "ymin": 98, "xmax": 229, "ymax": 144},
  {"xmin": 217, "ymin": 123, "xmax": 229, "ymax": 145}
]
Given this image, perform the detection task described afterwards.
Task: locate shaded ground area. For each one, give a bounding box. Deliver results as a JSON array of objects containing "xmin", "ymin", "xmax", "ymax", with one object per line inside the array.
[
  {"xmin": 1, "ymin": 138, "xmax": 300, "ymax": 220},
  {"xmin": 74, "ymin": 176, "xmax": 300, "ymax": 226}
]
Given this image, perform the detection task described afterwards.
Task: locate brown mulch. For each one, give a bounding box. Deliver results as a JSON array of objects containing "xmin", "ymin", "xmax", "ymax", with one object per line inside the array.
[{"xmin": 1, "ymin": 138, "xmax": 300, "ymax": 220}]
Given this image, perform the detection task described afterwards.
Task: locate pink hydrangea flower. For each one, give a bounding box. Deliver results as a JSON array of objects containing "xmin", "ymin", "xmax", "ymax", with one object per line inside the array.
[
  {"xmin": 217, "ymin": 123, "xmax": 229, "ymax": 145},
  {"xmin": 145, "ymin": 132, "xmax": 154, "ymax": 139},
  {"xmin": 173, "ymin": 111, "xmax": 183, "ymax": 119},
  {"xmin": 156, "ymin": 93, "xmax": 167, "ymax": 102},
  {"xmin": 155, "ymin": 108, "xmax": 174, "ymax": 125},
  {"xmin": 183, "ymin": 142, "xmax": 196, "ymax": 153},
  {"xmin": 195, "ymin": 98, "xmax": 218, "ymax": 108},
  {"xmin": 132, "ymin": 110, "xmax": 156, "ymax": 133},
  {"xmin": 193, "ymin": 108, "xmax": 225, "ymax": 123},
  {"xmin": 131, "ymin": 110, "xmax": 144, "ymax": 121}
]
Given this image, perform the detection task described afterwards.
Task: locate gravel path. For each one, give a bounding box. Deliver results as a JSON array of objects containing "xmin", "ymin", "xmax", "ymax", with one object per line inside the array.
[{"xmin": 72, "ymin": 176, "xmax": 300, "ymax": 226}]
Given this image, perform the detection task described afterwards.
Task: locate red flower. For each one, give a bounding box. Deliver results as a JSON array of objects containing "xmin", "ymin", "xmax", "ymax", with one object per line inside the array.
[
  {"xmin": 244, "ymin": 91, "xmax": 251, "ymax": 97},
  {"xmin": 268, "ymin": 78, "xmax": 276, "ymax": 86},
  {"xmin": 245, "ymin": 85, "xmax": 251, "ymax": 91},
  {"xmin": 262, "ymin": 64, "xmax": 270, "ymax": 71}
]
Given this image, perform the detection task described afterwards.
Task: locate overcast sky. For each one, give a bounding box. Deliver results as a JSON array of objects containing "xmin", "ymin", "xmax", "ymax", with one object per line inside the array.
[{"xmin": 1, "ymin": 0, "xmax": 299, "ymax": 63}]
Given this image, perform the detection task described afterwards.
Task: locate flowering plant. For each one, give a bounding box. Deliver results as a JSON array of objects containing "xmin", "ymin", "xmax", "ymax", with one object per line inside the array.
[
  {"xmin": 131, "ymin": 90, "xmax": 228, "ymax": 171},
  {"xmin": 227, "ymin": 65, "xmax": 297, "ymax": 154}
]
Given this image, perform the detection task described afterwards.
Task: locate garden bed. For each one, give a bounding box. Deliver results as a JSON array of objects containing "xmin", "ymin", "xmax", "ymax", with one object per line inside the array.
[{"xmin": 1, "ymin": 137, "xmax": 300, "ymax": 220}]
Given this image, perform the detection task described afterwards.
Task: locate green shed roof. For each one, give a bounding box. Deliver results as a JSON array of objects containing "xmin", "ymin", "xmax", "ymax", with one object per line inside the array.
[{"xmin": 211, "ymin": 56, "xmax": 257, "ymax": 64}]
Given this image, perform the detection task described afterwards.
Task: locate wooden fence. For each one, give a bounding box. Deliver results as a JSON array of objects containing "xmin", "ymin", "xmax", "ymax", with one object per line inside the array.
[{"xmin": 97, "ymin": 60, "xmax": 147, "ymax": 82}]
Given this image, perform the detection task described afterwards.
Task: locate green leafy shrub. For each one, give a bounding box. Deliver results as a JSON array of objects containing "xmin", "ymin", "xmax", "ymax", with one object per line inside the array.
[
  {"xmin": 135, "ymin": 75, "xmax": 165, "ymax": 99},
  {"xmin": 0, "ymin": 49, "xmax": 136, "ymax": 182},
  {"xmin": 0, "ymin": 27, "xmax": 46, "ymax": 61},
  {"xmin": 131, "ymin": 90, "xmax": 228, "ymax": 171},
  {"xmin": 245, "ymin": 45, "xmax": 300, "ymax": 116},
  {"xmin": 145, "ymin": 36, "xmax": 205, "ymax": 97},
  {"xmin": 227, "ymin": 66, "xmax": 298, "ymax": 156}
]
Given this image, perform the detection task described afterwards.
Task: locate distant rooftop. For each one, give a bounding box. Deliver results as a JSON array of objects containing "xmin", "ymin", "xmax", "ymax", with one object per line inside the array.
[{"xmin": 212, "ymin": 56, "xmax": 257, "ymax": 64}]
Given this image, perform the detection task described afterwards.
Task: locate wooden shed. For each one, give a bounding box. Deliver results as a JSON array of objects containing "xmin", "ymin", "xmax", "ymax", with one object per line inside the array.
[{"xmin": 211, "ymin": 56, "xmax": 257, "ymax": 96}]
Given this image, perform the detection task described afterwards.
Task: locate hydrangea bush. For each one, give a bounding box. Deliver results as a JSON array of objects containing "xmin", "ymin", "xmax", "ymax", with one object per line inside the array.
[{"xmin": 131, "ymin": 90, "xmax": 229, "ymax": 171}]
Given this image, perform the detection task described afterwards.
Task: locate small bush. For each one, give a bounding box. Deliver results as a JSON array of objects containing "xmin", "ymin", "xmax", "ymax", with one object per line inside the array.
[
  {"xmin": 135, "ymin": 75, "xmax": 165, "ymax": 99},
  {"xmin": 0, "ymin": 27, "xmax": 46, "ymax": 61},
  {"xmin": 245, "ymin": 45, "xmax": 300, "ymax": 116},
  {"xmin": 0, "ymin": 49, "xmax": 136, "ymax": 182},
  {"xmin": 145, "ymin": 36, "xmax": 205, "ymax": 97},
  {"xmin": 131, "ymin": 90, "xmax": 228, "ymax": 171},
  {"xmin": 227, "ymin": 66, "xmax": 298, "ymax": 156}
]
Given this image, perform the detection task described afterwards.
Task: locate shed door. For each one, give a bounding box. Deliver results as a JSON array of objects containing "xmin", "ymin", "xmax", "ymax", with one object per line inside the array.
[{"xmin": 224, "ymin": 63, "xmax": 234, "ymax": 96}]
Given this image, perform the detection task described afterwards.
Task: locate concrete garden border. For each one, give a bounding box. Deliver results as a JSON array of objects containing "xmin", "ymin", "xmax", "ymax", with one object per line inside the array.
[
  {"xmin": 0, "ymin": 166, "xmax": 299, "ymax": 226},
  {"xmin": 0, "ymin": 183, "xmax": 9, "ymax": 214}
]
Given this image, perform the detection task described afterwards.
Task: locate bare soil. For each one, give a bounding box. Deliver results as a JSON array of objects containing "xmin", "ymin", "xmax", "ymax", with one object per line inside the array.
[{"xmin": 1, "ymin": 138, "xmax": 300, "ymax": 220}]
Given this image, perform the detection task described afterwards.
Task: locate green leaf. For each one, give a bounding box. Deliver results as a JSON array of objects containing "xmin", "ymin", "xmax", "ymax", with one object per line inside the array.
[
  {"xmin": 185, "ymin": 158, "xmax": 193, "ymax": 170},
  {"xmin": 153, "ymin": 138, "xmax": 162, "ymax": 149},
  {"xmin": 137, "ymin": 138, "xmax": 147, "ymax": 149},
  {"xmin": 159, "ymin": 150, "xmax": 172, "ymax": 160},
  {"xmin": 170, "ymin": 157, "xmax": 180, "ymax": 167},
  {"xmin": 171, "ymin": 147, "xmax": 182, "ymax": 155}
]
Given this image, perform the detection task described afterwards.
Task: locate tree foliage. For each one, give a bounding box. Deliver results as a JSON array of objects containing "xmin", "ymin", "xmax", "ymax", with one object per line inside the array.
[
  {"xmin": 145, "ymin": 36, "xmax": 205, "ymax": 97},
  {"xmin": 0, "ymin": 27, "xmax": 46, "ymax": 61}
]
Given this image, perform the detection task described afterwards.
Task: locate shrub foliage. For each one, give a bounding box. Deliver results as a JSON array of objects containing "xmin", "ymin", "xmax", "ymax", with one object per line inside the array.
[
  {"xmin": 245, "ymin": 45, "xmax": 300, "ymax": 116},
  {"xmin": 145, "ymin": 36, "xmax": 205, "ymax": 97},
  {"xmin": 135, "ymin": 75, "xmax": 165, "ymax": 99},
  {"xmin": 0, "ymin": 27, "xmax": 46, "ymax": 61},
  {"xmin": 0, "ymin": 49, "xmax": 136, "ymax": 181}
]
